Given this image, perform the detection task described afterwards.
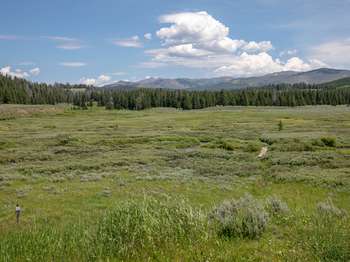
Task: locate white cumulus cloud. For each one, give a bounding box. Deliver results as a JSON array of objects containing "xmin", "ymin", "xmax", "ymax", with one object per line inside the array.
[
  {"xmin": 0, "ymin": 66, "xmax": 28, "ymax": 78},
  {"xmin": 0, "ymin": 65, "xmax": 41, "ymax": 78},
  {"xmin": 157, "ymin": 11, "xmax": 230, "ymax": 47},
  {"xmin": 215, "ymin": 52, "xmax": 283, "ymax": 76},
  {"xmin": 80, "ymin": 74, "xmax": 112, "ymax": 86},
  {"xmin": 80, "ymin": 78, "xmax": 96, "ymax": 86},
  {"xmin": 310, "ymin": 38, "xmax": 350, "ymax": 68},
  {"xmin": 147, "ymin": 43, "xmax": 213, "ymax": 59},
  {"xmin": 97, "ymin": 74, "xmax": 111, "ymax": 82},
  {"xmin": 242, "ymin": 41, "xmax": 273, "ymax": 53},
  {"xmin": 156, "ymin": 11, "xmax": 272, "ymax": 54},
  {"xmin": 145, "ymin": 11, "xmax": 324, "ymax": 76},
  {"xmin": 144, "ymin": 33, "xmax": 152, "ymax": 40},
  {"xmin": 283, "ymin": 57, "xmax": 313, "ymax": 71}
]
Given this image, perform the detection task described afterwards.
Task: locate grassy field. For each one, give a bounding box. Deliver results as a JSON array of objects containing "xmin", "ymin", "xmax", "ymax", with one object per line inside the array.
[{"xmin": 0, "ymin": 104, "xmax": 349, "ymax": 261}]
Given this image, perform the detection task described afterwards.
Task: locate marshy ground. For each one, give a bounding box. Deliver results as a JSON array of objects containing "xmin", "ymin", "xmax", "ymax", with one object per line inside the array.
[{"xmin": 0, "ymin": 104, "xmax": 349, "ymax": 261}]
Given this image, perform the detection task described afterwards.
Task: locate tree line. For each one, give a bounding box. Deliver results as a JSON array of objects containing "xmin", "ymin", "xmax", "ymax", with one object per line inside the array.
[
  {"xmin": 0, "ymin": 74, "xmax": 87, "ymax": 105},
  {"xmin": 1, "ymin": 74, "xmax": 349, "ymax": 110},
  {"xmin": 87, "ymin": 83, "xmax": 350, "ymax": 110}
]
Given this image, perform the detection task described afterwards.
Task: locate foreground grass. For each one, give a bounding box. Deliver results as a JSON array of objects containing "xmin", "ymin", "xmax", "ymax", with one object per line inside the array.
[
  {"xmin": 0, "ymin": 104, "xmax": 350, "ymax": 261},
  {"xmin": 1, "ymin": 196, "xmax": 349, "ymax": 261}
]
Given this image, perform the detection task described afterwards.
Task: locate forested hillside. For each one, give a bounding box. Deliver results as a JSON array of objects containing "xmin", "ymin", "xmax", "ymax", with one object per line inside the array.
[
  {"xmin": 0, "ymin": 75, "xmax": 87, "ymax": 105},
  {"xmin": 1, "ymin": 74, "xmax": 350, "ymax": 110}
]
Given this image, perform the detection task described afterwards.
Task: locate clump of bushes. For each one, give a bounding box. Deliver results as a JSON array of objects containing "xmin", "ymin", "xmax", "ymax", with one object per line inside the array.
[
  {"xmin": 265, "ymin": 195, "xmax": 289, "ymax": 216},
  {"xmin": 320, "ymin": 136, "xmax": 336, "ymax": 147},
  {"xmin": 245, "ymin": 142, "xmax": 261, "ymax": 152},
  {"xmin": 312, "ymin": 136, "xmax": 337, "ymax": 148},
  {"xmin": 259, "ymin": 137, "xmax": 275, "ymax": 145},
  {"xmin": 209, "ymin": 139, "xmax": 236, "ymax": 151},
  {"xmin": 214, "ymin": 139, "xmax": 249, "ymax": 151},
  {"xmin": 210, "ymin": 194, "xmax": 269, "ymax": 239},
  {"xmin": 275, "ymin": 140, "xmax": 314, "ymax": 152},
  {"xmin": 206, "ymin": 138, "xmax": 261, "ymax": 152},
  {"xmin": 220, "ymin": 141, "xmax": 235, "ymax": 151}
]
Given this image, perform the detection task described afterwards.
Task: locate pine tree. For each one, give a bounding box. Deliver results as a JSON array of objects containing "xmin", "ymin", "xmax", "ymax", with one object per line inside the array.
[{"xmin": 105, "ymin": 97, "xmax": 114, "ymax": 110}]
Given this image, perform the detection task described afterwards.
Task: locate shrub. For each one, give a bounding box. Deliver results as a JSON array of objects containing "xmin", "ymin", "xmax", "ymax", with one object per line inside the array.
[
  {"xmin": 278, "ymin": 120, "xmax": 283, "ymax": 131},
  {"xmin": 311, "ymin": 138, "xmax": 325, "ymax": 147},
  {"xmin": 265, "ymin": 195, "xmax": 289, "ymax": 216},
  {"xmin": 215, "ymin": 140, "xmax": 235, "ymax": 151},
  {"xmin": 259, "ymin": 137, "xmax": 275, "ymax": 145},
  {"xmin": 245, "ymin": 142, "xmax": 261, "ymax": 152},
  {"xmin": 316, "ymin": 199, "xmax": 347, "ymax": 218},
  {"xmin": 277, "ymin": 141, "xmax": 314, "ymax": 152},
  {"xmin": 320, "ymin": 136, "xmax": 336, "ymax": 147},
  {"xmin": 210, "ymin": 194, "xmax": 269, "ymax": 239}
]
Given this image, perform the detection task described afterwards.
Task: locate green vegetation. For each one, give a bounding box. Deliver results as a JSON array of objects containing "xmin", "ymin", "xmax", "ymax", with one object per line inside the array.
[
  {"xmin": 1, "ymin": 74, "xmax": 350, "ymax": 110},
  {"xmin": 0, "ymin": 104, "xmax": 350, "ymax": 261},
  {"xmin": 321, "ymin": 77, "xmax": 350, "ymax": 89},
  {"xmin": 321, "ymin": 136, "xmax": 337, "ymax": 147},
  {"xmin": 0, "ymin": 74, "xmax": 84, "ymax": 105},
  {"xmin": 210, "ymin": 194, "xmax": 269, "ymax": 239},
  {"xmin": 278, "ymin": 120, "xmax": 284, "ymax": 131}
]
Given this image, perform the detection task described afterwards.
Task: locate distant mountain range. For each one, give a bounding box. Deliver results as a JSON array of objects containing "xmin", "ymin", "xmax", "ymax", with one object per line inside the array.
[{"xmin": 103, "ymin": 68, "xmax": 350, "ymax": 90}]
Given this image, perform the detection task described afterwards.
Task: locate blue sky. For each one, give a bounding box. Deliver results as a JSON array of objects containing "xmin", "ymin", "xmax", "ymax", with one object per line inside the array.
[{"xmin": 1, "ymin": 0, "xmax": 350, "ymax": 85}]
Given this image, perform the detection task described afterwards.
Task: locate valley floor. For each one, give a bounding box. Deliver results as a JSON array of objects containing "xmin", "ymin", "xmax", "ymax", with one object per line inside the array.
[{"xmin": 0, "ymin": 104, "xmax": 349, "ymax": 261}]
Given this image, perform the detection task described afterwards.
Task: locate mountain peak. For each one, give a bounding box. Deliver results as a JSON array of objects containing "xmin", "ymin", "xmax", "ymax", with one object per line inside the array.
[{"xmin": 103, "ymin": 68, "xmax": 350, "ymax": 90}]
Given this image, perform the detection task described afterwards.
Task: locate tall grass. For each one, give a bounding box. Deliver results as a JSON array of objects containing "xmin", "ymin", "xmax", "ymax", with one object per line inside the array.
[
  {"xmin": 0, "ymin": 198, "xmax": 209, "ymax": 261},
  {"xmin": 303, "ymin": 206, "xmax": 350, "ymax": 261},
  {"xmin": 0, "ymin": 222, "xmax": 90, "ymax": 261},
  {"xmin": 1, "ymin": 196, "xmax": 349, "ymax": 261},
  {"xmin": 93, "ymin": 197, "xmax": 208, "ymax": 260}
]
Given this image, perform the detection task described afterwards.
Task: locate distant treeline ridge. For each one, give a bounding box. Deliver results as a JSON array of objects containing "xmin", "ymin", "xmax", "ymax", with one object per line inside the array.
[{"xmin": 1, "ymin": 74, "xmax": 349, "ymax": 110}]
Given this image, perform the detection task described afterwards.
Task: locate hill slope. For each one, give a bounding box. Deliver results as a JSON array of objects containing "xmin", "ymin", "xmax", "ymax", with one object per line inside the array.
[
  {"xmin": 321, "ymin": 77, "xmax": 350, "ymax": 88},
  {"xmin": 104, "ymin": 68, "xmax": 350, "ymax": 90}
]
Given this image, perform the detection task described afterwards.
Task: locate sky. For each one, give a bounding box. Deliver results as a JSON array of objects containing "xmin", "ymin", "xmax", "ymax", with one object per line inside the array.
[{"xmin": 1, "ymin": 0, "xmax": 350, "ymax": 85}]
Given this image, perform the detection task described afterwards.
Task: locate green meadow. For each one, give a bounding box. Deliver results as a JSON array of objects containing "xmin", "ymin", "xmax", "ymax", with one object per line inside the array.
[{"xmin": 0, "ymin": 104, "xmax": 349, "ymax": 261}]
